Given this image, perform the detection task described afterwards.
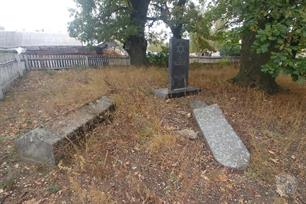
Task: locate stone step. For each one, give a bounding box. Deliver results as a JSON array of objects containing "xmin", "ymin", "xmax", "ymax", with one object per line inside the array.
[
  {"xmin": 154, "ymin": 87, "xmax": 201, "ymax": 99},
  {"xmin": 192, "ymin": 103, "xmax": 250, "ymax": 169},
  {"xmin": 16, "ymin": 96, "xmax": 115, "ymax": 165}
]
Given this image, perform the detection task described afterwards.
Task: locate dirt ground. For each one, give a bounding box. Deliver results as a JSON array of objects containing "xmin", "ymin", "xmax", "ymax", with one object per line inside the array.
[{"xmin": 0, "ymin": 65, "xmax": 305, "ymax": 203}]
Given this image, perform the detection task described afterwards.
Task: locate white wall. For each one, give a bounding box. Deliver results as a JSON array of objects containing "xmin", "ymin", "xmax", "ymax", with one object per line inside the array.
[{"xmin": 0, "ymin": 52, "xmax": 26, "ymax": 100}]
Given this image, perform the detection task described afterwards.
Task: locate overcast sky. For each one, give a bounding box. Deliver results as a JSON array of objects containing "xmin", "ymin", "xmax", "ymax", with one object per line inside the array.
[
  {"xmin": 0, "ymin": 0, "xmax": 201, "ymax": 37},
  {"xmin": 0, "ymin": 0, "xmax": 75, "ymax": 33}
]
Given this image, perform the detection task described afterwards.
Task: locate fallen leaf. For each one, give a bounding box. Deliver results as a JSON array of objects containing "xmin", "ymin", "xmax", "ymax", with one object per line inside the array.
[
  {"xmin": 218, "ymin": 174, "xmax": 228, "ymax": 182},
  {"xmin": 270, "ymin": 158, "xmax": 279, "ymax": 164},
  {"xmin": 268, "ymin": 150, "xmax": 276, "ymax": 155}
]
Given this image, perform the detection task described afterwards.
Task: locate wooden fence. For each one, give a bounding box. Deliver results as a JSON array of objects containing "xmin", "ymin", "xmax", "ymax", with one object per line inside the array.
[
  {"xmin": 190, "ymin": 56, "xmax": 240, "ymax": 64},
  {"xmin": 24, "ymin": 54, "xmax": 239, "ymax": 70},
  {"xmin": 24, "ymin": 54, "xmax": 130, "ymax": 70}
]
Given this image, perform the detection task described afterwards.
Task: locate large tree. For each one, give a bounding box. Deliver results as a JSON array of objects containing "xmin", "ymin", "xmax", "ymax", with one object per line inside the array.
[
  {"xmin": 206, "ymin": 0, "xmax": 306, "ymax": 93},
  {"xmin": 69, "ymin": 0, "xmax": 150, "ymax": 66}
]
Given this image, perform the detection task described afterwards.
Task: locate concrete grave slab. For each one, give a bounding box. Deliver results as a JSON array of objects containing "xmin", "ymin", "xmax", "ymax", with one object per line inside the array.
[
  {"xmin": 15, "ymin": 128, "xmax": 61, "ymax": 165},
  {"xmin": 16, "ymin": 96, "xmax": 115, "ymax": 165},
  {"xmin": 192, "ymin": 103, "xmax": 250, "ymax": 169}
]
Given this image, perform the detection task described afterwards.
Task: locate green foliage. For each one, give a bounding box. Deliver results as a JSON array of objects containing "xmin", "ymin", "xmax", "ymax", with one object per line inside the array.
[
  {"xmin": 219, "ymin": 31, "xmax": 241, "ymax": 56},
  {"xmin": 190, "ymin": 13, "xmax": 239, "ymax": 54},
  {"xmin": 148, "ymin": 44, "xmax": 162, "ymax": 53},
  {"xmin": 150, "ymin": 0, "xmax": 200, "ymax": 38},
  {"xmin": 147, "ymin": 40, "xmax": 168, "ymax": 52},
  {"xmin": 69, "ymin": 0, "xmax": 201, "ymax": 45},
  {"xmin": 190, "ymin": 32, "xmax": 216, "ymax": 53},
  {"xmin": 68, "ymin": 0, "xmax": 138, "ymax": 45},
  {"xmin": 146, "ymin": 46, "xmax": 169, "ymax": 67},
  {"xmin": 219, "ymin": 44, "xmax": 240, "ymax": 56},
  {"xmin": 207, "ymin": 0, "xmax": 306, "ymax": 81},
  {"xmin": 189, "ymin": 11, "xmax": 219, "ymax": 52}
]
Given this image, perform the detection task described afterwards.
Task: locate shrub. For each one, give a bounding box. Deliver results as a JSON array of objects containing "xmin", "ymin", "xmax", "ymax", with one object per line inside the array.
[
  {"xmin": 146, "ymin": 46, "xmax": 169, "ymax": 67},
  {"xmin": 220, "ymin": 44, "xmax": 241, "ymax": 57}
]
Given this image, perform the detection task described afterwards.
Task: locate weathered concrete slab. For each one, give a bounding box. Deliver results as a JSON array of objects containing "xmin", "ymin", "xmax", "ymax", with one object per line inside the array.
[
  {"xmin": 192, "ymin": 104, "xmax": 250, "ymax": 169},
  {"xmin": 16, "ymin": 96, "xmax": 115, "ymax": 165},
  {"xmin": 155, "ymin": 87, "xmax": 201, "ymax": 99},
  {"xmin": 47, "ymin": 96, "xmax": 114, "ymax": 136},
  {"xmin": 15, "ymin": 128, "xmax": 61, "ymax": 165}
]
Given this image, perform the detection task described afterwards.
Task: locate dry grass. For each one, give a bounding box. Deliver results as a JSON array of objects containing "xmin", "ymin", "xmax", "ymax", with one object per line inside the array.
[
  {"xmin": 69, "ymin": 176, "xmax": 114, "ymax": 204},
  {"xmin": 190, "ymin": 66, "xmax": 306, "ymax": 183},
  {"xmin": 147, "ymin": 134, "xmax": 177, "ymax": 153},
  {"xmin": 0, "ymin": 69, "xmax": 110, "ymax": 137},
  {"xmin": 0, "ymin": 65, "xmax": 305, "ymax": 203}
]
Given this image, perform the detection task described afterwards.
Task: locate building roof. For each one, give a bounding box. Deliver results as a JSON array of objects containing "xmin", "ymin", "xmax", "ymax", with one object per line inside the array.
[{"xmin": 0, "ymin": 31, "xmax": 82, "ymax": 48}]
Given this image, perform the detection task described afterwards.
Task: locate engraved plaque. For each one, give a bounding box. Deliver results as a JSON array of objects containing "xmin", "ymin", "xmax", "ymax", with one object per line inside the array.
[{"xmin": 168, "ymin": 38, "xmax": 189, "ymax": 90}]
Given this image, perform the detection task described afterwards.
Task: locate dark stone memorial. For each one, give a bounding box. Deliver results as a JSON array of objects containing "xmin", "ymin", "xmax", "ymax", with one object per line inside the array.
[{"xmin": 155, "ymin": 38, "xmax": 200, "ymax": 99}]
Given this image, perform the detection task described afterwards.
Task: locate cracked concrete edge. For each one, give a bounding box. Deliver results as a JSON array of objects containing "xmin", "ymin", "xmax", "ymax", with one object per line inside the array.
[{"xmin": 15, "ymin": 96, "xmax": 115, "ymax": 166}]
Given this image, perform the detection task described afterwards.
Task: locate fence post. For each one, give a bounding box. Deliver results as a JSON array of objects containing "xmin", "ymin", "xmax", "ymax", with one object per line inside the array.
[
  {"xmin": 23, "ymin": 54, "xmax": 29, "ymax": 70},
  {"xmin": 85, "ymin": 56, "xmax": 89, "ymax": 67},
  {"xmin": 15, "ymin": 55, "xmax": 22, "ymax": 76}
]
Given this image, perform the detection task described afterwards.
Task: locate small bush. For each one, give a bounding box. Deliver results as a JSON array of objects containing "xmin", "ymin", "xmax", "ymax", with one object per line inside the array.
[
  {"xmin": 220, "ymin": 44, "xmax": 241, "ymax": 57},
  {"xmin": 146, "ymin": 46, "xmax": 169, "ymax": 67}
]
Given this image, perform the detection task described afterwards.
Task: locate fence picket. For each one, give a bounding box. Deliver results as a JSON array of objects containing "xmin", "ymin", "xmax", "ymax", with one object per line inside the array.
[
  {"xmin": 23, "ymin": 54, "xmax": 235, "ymax": 70},
  {"xmin": 24, "ymin": 54, "xmax": 122, "ymax": 70}
]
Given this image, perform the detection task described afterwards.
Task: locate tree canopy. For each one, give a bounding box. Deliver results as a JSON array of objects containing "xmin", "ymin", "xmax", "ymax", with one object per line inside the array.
[
  {"xmin": 69, "ymin": 0, "xmax": 202, "ymax": 65},
  {"xmin": 69, "ymin": 0, "xmax": 150, "ymax": 65},
  {"xmin": 69, "ymin": 0, "xmax": 142, "ymax": 44},
  {"xmin": 207, "ymin": 0, "xmax": 306, "ymax": 87},
  {"xmin": 150, "ymin": 0, "xmax": 199, "ymax": 39}
]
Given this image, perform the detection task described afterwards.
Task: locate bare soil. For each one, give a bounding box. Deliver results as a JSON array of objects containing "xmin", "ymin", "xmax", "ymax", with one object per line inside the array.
[{"xmin": 0, "ymin": 65, "xmax": 305, "ymax": 203}]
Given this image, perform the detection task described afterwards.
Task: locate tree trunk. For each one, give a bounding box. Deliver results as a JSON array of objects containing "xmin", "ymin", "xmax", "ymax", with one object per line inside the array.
[
  {"xmin": 124, "ymin": 36, "xmax": 147, "ymax": 66},
  {"xmin": 123, "ymin": 0, "xmax": 150, "ymax": 66},
  {"xmin": 171, "ymin": 25, "xmax": 183, "ymax": 39},
  {"xmin": 170, "ymin": 0, "xmax": 187, "ymax": 39},
  {"xmin": 233, "ymin": 30, "xmax": 279, "ymax": 94}
]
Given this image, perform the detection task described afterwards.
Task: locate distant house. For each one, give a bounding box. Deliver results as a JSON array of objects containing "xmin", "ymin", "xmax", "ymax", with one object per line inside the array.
[
  {"xmin": 24, "ymin": 46, "xmax": 97, "ymax": 55},
  {"xmin": 0, "ymin": 31, "xmax": 82, "ymax": 48},
  {"xmin": 96, "ymin": 41, "xmax": 128, "ymax": 57},
  {"xmin": 0, "ymin": 31, "xmax": 95, "ymax": 55}
]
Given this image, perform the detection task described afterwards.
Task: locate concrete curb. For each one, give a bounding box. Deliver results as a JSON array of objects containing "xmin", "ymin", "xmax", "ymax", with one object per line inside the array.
[{"xmin": 16, "ymin": 96, "xmax": 115, "ymax": 165}]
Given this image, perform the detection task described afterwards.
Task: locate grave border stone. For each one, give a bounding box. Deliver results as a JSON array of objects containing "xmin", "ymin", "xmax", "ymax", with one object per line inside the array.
[{"xmin": 16, "ymin": 96, "xmax": 115, "ymax": 166}]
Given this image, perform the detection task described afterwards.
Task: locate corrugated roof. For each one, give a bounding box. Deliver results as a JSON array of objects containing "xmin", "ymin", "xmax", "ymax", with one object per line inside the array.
[{"xmin": 0, "ymin": 31, "xmax": 82, "ymax": 48}]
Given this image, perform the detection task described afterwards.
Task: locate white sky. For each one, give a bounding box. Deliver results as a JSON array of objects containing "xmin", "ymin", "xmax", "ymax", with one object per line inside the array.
[
  {"xmin": 0, "ymin": 0, "xmax": 75, "ymax": 33},
  {"xmin": 0, "ymin": 0, "xmax": 202, "ymax": 37}
]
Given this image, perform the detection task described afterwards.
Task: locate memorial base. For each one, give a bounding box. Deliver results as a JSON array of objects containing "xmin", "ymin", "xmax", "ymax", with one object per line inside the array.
[{"xmin": 154, "ymin": 86, "xmax": 201, "ymax": 99}]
